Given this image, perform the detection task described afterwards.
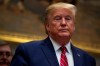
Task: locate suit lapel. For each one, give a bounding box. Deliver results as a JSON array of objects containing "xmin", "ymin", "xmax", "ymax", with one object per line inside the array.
[
  {"xmin": 41, "ymin": 38, "xmax": 83, "ymax": 66},
  {"xmin": 41, "ymin": 37, "xmax": 59, "ymax": 66},
  {"xmin": 71, "ymin": 45, "xmax": 82, "ymax": 66}
]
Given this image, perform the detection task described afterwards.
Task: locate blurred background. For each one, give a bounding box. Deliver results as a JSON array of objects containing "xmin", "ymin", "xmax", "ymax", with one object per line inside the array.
[{"xmin": 0, "ymin": 0, "xmax": 100, "ymax": 66}]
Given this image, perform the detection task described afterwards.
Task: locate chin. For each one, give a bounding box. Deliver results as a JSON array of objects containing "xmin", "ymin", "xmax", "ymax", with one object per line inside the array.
[
  {"xmin": 59, "ymin": 32, "xmax": 70, "ymax": 36},
  {"xmin": 0, "ymin": 64, "xmax": 8, "ymax": 66},
  {"xmin": 59, "ymin": 34, "xmax": 71, "ymax": 38}
]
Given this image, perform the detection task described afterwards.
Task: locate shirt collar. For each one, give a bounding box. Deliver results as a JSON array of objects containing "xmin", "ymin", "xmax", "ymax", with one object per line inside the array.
[{"xmin": 49, "ymin": 37, "xmax": 72, "ymax": 54}]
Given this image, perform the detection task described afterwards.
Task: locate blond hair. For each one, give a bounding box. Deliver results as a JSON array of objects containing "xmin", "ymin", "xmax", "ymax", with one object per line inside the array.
[{"xmin": 44, "ymin": 2, "xmax": 77, "ymax": 21}]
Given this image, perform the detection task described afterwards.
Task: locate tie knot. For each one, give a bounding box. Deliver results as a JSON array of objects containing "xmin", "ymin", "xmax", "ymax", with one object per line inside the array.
[{"xmin": 60, "ymin": 46, "xmax": 67, "ymax": 52}]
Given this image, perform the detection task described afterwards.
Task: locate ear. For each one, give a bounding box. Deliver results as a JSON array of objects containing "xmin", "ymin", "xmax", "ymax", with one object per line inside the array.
[
  {"xmin": 45, "ymin": 23, "xmax": 50, "ymax": 31},
  {"xmin": 74, "ymin": 26, "xmax": 75, "ymax": 31},
  {"xmin": 72, "ymin": 26, "xmax": 75, "ymax": 34}
]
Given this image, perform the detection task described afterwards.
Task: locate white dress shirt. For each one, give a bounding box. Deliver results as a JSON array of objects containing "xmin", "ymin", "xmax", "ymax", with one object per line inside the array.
[{"xmin": 50, "ymin": 37, "xmax": 74, "ymax": 66}]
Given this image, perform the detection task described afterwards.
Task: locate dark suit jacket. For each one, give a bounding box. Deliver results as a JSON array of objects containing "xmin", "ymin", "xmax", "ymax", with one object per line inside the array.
[{"xmin": 10, "ymin": 37, "xmax": 96, "ymax": 66}]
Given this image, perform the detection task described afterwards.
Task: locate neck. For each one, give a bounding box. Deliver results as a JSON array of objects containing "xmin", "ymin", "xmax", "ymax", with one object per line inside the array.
[{"xmin": 50, "ymin": 36, "xmax": 70, "ymax": 46}]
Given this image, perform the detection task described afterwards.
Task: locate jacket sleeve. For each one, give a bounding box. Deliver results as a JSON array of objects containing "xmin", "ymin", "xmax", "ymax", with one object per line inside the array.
[
  {"xmin": 10, "ymin": 45, "xmax": 28, "ymax": 66},
  {"xmin": 84, "ymin": 53, "xmax": 96, "ymax": 66},
  {"xmin": 91, "ymin": 56, "xmax": 96, "ymax": 66}
]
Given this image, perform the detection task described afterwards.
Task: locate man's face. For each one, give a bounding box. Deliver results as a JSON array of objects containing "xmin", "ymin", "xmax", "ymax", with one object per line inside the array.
[
  {"xmin": 46, "ymin": 8, "xmax": 75, "ymax": 39},
  {"xmin": 0, "ymin": 45, "xmax": 12, "ymax": 66}
]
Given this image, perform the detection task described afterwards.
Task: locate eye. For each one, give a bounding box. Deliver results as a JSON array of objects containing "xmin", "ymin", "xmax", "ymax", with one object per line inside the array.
[
  {"xmin": 53, "ymin": 16, "xmax": 62, "ymax": 20},
  {"xmin": 0, "ymin": 52, "xmax": 3, "ymax": 56},
  {"xmin": 65, "ymin": 16, "xmax": 72, "ymax": 20},
  {"xmin": 6, "ymin": 52, "xmax": 12, "ymax": 57}
]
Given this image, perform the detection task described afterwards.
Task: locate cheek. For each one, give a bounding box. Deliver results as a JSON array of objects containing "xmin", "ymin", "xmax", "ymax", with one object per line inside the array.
[
  {"xmin": 8, "ymin": 56, "xmax": 12, "ymax": 61},
  {"xmin": 47, "ymin": 23, "xmax": 59, "ymax": 33},
  {"xmin": 70, "ymin": 23, "xmax": 75, "ymax": 31},
  {"xmin": 49, "ymin": 22, "xmax": 58, "ymax": 28},
  {"xmin": 51, "ymin": 23, "xmax": 60, "ymax": 31},
  {"xmin": 67, "ymin": 22, "xmax": 75, "ymax": 31}
]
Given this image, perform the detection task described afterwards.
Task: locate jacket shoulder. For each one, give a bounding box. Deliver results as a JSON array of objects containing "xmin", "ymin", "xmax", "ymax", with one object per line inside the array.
[{"xmin": 73, "ymin": 46, "xmax": 96, "ymax": 65}]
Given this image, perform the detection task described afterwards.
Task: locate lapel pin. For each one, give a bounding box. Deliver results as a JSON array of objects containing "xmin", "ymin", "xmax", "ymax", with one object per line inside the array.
[{"xmin": 77, "ymin": 54, "xmax": 80, "ymax": 57}]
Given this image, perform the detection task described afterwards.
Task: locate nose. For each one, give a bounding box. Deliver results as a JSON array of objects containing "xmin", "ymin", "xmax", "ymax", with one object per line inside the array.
[
  {"xmin": 60, "ymin": 18, "xmax": 66, "ymax": 26},
  {"xmin": 2, "ymin": 54, "xmax": 7, "ymax": 59},
  {"xmin": 1, "ymin": 53, "xmax": 8, "ymax": 59}
]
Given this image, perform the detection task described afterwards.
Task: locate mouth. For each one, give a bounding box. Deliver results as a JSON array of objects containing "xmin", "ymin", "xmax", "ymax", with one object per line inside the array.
[
  {"xmin": 59, "ymin": 29, "xmax": 69, "ymax": 32},
  {"xmin": 0, "ymin": 62, "xmax": 9, "ymax": 65}
]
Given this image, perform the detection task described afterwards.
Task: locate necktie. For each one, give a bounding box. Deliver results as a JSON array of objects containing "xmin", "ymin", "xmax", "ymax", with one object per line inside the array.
[{"xmin": 60, "ymin": 46, "xmax": 68, "ymax": 66}]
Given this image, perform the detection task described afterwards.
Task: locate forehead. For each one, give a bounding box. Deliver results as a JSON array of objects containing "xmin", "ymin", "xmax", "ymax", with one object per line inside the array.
[
  {"xmin": 49, "ymin": 8, "xmax": 73, "ymax": 16},
  {"xmin": 0, "ymin": 45, "xmax": 11, "ymax": 52}
]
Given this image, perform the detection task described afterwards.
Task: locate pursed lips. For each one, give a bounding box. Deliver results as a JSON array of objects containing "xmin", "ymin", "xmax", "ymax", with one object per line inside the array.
[{"xmin": 59, "ymin": 28, "xmax": 69, "ymax": 32}]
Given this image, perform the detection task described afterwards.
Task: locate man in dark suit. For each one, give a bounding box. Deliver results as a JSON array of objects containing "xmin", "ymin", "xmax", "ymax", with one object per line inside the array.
[
  {"xmin": 0, "ymin": 40, "xmax": 12, "ymax": 66},
  {"xmin": 10, "ymin": 2, "xmax": 96, "ymax": 66}
]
